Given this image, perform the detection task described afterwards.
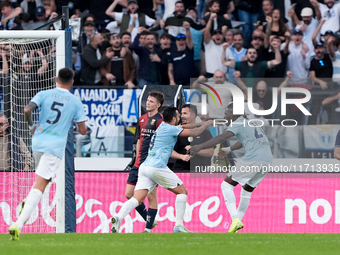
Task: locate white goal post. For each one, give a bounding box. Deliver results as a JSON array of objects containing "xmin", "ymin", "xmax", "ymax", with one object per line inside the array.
[{"xmin": 0, "ymin": 30, "xmax": 67, "ymax": 234}]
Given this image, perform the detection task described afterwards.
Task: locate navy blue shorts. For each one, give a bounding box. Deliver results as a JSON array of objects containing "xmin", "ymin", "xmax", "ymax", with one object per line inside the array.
[{"xmin": 127, "ymin": 166, "xmax": 139, "ymax": 185}]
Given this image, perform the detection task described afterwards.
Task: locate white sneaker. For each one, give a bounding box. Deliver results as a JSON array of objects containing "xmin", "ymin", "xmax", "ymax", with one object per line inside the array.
[
  {"xmin": 111, "ymin": 216, "xmax": 120, "ymax": 233},
  {"xmin": 142, "ymin": 228, "xmax": 151, "ymax": 233},
  {"xmin": 173, "ymin": 225, "xmax": 192, "ymax": 233}
]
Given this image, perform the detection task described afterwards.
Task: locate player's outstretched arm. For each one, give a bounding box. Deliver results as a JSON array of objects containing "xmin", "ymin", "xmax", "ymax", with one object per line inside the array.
[
  {"xmin": 189, "ymin": 131, "xmax": 234, "ymax": 156},
  {"xmin": 179, "ymin": 120, "xmax": 213, "ymax": 137},
  {"xmin": 76, "ymin": 121, "xmax": 87, "ymax": 135},
  {"xmin": 180, "ymin": 120, "xmax": 213, "ymax": 129}
]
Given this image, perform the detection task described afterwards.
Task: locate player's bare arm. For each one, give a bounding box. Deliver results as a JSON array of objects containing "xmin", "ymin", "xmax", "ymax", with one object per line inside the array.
[
  {"xmin": 179, "ymin": 120, "xmax": 212, "ymax": 137},
  {"xmin": 190, "ymin": 131, "xmax": 235, "ymax": 156},
  {"xmin": 24, "ymin": 102, "xmax": 38, "ymax": 131}
]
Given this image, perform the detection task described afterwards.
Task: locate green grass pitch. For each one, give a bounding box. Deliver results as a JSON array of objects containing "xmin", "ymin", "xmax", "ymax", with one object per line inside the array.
[{"xmin": 1, "ymin": 233, "xmax": 340, "ymax": 255}]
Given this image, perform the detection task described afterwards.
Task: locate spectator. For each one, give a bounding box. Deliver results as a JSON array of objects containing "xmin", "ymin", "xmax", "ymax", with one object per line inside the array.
[
  {"xmin": 313, "ymin": 0, "xmax": 340, "ymax": 35},
  {"xmin": 310, "ymin": 42, "xmax": 333, "ymax": 90},
  {"xmin": 203, "ymin": 12, "xmax": 225, "ymax": 78},
  {"xmin": 171, "ymin": 104, "xmax": 213, "ymax": 171},
  {"xmin": 223, "ymin": 32, "xmax": 247, "ymax": 84},
  {"xmin": 216, "ymin": 0, "xmax": 234, "ymax": 19},
  {"xmin": 234, "ymin": 0, "xmax": 262, "ymax": 46},
  {"xmin": 202, "ymin": 0, "xmax": 232, "ymax": 35},
  {"xmin": 168, "ymin": 22, "xmax": 194, "ymax": 85},
  {"xmin": 309, "ymin": 42, "xmax": 333, "ymax": 124},
  {"xmin": 35, "ymin": 6, "xmax": 47, "ymax": 22},
  {"xmin": 327, "ymin": 36, "xmax": 340, "ymax": 82},
  {"xmin": 222, "ymin": 40, "xmax": 282, "ymax": 88},
  {"xmin": 101, "ymin": 33, "xmax": 136, "ymax": 88},
  {"xmin": 263, "ymin": 9, "xmax": 288, "ymax": 43},
  {"xmin": 224, "ymin": 28, "xmax": 233, "ymax": 45},
  {"xmin": 187, "ymin": 6, "xmax": 203, "ymax": 77},
  {"xmin": 80, "ymin": 33, "xmax": 114, "ymax": 85},
  {"xmin": 251, "ymin": 73, "xmax": 291, "ymax": 119},
  {"xmin": 106, "ymin": 0, "xmax": 157, "ymax": 41},
  {"xmin": 132, "ymin": 29, "xmax": 162, "ymax": 88},
  {"xmin": 287, "ymin": 30, "xmax": 310, "ymax": 79},
  {"xmin": 264, "ymin": 34, "xmax": 290, "ymax": 83},
  {"xmin": 0, "ymin": 114, "xmax": 34, "ymax": 172},
  {"xmin": 162, "ymin": 1, "xmax": 203, "ymax": 39},
  {"xmin": 87, "ymin": 0, "xmax": 118, "ymax": 30},
  {"xmin": 0, "ymin": 0, "xmax": 22, "ymax": 30},
  {"xmin": 121, "ymin": 31, "xmax": 139, "ymax": 74},
  {"xmin": 290, "ymin": 7, "xmax": 320, "ymax": 53},
  {"xmin": 138, "ymin": 0, "xmax": 157, "ymax": 19},
  {"xmin": 20, "ymin": 0, "xmax": 43, "ymax": 21},
  {"xmin": 258, "ymin": 0, "xmax": 289, "ymax": 31},
  {"xmin": 159, "ymin": 32, "xmax": 173, "ymax": 85},
  {"xmin": 43, "ymin": 0, "xmax": 55, "ymax": 17},
  {"xmin": 77, "ymin": 20, "xmax": 97, "ymax": 55},
  {"xmin": 248, "ymin": 29, "xmax": 266, "ymax": 61}
]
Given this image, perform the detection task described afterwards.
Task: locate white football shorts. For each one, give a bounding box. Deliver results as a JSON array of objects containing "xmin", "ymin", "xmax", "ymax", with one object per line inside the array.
[
  {"xmin": 135, "ymin": 164, "xmax": 183, "ymax": 194},
  {"xmin": 227, "ymin": 159, "xmax": 271, "ymax": 188},
  {"xmin": 34, "ymin": 152, "xmax": 62, "ymax": 181}
]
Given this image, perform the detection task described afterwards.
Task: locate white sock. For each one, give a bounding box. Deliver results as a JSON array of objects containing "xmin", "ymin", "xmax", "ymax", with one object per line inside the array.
[
  {"xmin": 16, "ymin": 189, "xmax": 42, "ymax": 230},
  {"xmin": 175, "ymin": 194, "xmax": 187, "ymax": 226},
  {"xmin": 237, "ymin": 188, "xmax": 252, "ymax": 221},
  {"xmin": 117, "ymin": 197, "xmax": 139, "ymax": 221},
  {"xmin": 221, "ymin": 181, "xmax": 238, "ymax": 221}
]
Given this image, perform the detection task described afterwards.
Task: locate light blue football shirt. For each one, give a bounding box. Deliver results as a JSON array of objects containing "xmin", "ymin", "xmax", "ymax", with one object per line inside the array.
[
  {"xmin": 144, "ymin": 122, "xmax": 183, "ymax": 168},
  {"xmin": 31, "ymin": 87, "xmax": 86, "ymax": 158},
  {"xmin": 227, "ymin": 116, "xmax": 272, "ymax": 162}
]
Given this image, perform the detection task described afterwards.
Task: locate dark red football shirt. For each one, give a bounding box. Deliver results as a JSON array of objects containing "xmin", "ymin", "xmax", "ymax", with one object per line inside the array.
[{"xmin": 134, "ymin": 112, "xmax": 163, "ymax": 168}]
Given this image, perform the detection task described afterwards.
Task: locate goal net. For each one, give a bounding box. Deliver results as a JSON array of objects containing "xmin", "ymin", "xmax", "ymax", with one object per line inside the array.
[{"xmin": 0, "ymin": 31, "xmax": 66, "ymax": 234}]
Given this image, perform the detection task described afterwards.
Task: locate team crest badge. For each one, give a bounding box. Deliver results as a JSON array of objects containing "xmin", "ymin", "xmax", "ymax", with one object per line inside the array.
[{"xmin": 151, "ymin": 119, "xmax": 156, "ymax": 125}]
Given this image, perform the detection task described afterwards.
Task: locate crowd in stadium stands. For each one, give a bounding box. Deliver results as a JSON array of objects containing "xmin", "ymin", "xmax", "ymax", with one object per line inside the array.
[{"xmin": 2, "ymin": 0, "xmax": 340, "ymax": 124}]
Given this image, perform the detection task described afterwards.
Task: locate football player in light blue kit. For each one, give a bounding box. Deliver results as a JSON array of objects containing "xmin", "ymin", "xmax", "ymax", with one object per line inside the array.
[
  {"xmin": 9, "ymin": 67, "xmax": 87, "ymax": 240},
  {"xmin": 111, "ymin": 107, "xmax": 212, "ymax": 233},
  {"xmin": 190, "ymin": 103, "xmax": 273, "ymax": 233}
]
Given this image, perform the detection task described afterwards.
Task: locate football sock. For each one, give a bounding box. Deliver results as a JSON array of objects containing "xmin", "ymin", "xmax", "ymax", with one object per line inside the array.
[
  {"xmin": 237, "ymin": 188, "xmax": 252, "ymax": 221},
  {"xmin": 118, "ymin": 197, "xmax": 139, "ymax": 222},
  {"xmin": 135, "ymin": 202, "xmax": 147, "ymax": 221},
  {"xmin": 221, "ymin": 181, "xmax": 238, "ymax": 221},
  {"xmin": 16, "ymin": 189, "xmax": 42, "ymax": 230},
  {"xmin": 145, "ymin": 208, "xmax": 158, "ymax": 229},
  {"xmin": 175, "ymin": 194, "xmax": 187, "ymax": 226}
]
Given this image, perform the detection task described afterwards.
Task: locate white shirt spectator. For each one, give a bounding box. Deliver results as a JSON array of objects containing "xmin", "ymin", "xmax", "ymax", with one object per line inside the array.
[
  {"xmin": 204, "ymin": 40, "xmax": 227, "ymax": 75},
  {"xmin": 318, "ymin": 2, "xmax": 340, "ymax": 35},
  {"xmin": 295, "ymin": 18, "xmax": 319, "ymax": 54},
  {"xmin": 332, "ymin": 51, "xmax": 340, "ymax": 81},
  {"xmin": 163, "ymin": 0, "xmax": 177, "ymax": 20},
  {"xmin": 114, "ymin": 13, "xmax": 155, "ymax": 41},
  {"xmin": 287, "ymin": 43, "xmax": 310, "ymax": 79}
]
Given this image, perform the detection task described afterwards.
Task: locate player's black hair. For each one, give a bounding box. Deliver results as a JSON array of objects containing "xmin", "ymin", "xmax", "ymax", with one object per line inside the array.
[
  {"xmin": 58, "ymin": 67, "xmax": 75, "ymax": 84},
  {"xmin": 163, "ymin": 107, "xmax": 178, "ymax": 123},
  {"xmin": 148, "ymin": 91, "xmax": 165, "ymax": 108},
  {"xmin": 226, "ymin": 103, "xmax": 247, "ymax": 119},
  {"xmin": 182, "ymin": 104, "xmax": 197, "ymax": 116}
]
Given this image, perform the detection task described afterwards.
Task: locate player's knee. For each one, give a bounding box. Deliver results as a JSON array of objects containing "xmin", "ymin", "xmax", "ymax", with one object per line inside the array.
[{"xmin": 178, "ymin": 185, "xmax": 188, "ymax": 195}]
